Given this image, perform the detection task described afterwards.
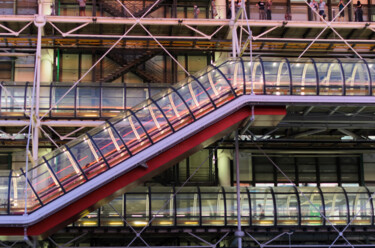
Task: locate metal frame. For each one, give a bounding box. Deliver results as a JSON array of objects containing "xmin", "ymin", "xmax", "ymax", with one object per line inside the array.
[
  {"xmin": 86, "ymin": 133, "xmax": 110, "ymax": 169},
  {"xmin": 61, "ymin": 186, "xmax": 375, "ymax": 229},
  {"xmin": 42, "ymin": 156, "xmax": 66, "ymax": 193},
  {"xmin": 1, "ymin": 1, "xmax": 375, "ymax": 247}
]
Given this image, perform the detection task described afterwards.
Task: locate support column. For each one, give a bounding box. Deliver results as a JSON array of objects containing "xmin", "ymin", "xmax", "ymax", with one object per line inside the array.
[
  {"xmin": 41, "ymin": 0, "xmax": 54, "ymax": 15},
  {"xmin": 234, "ymin": 130, "xmax": 244, "ymax": 248},
  {"xmin": 32, "ymin": 4, "xmax": 47, "ymax": 162},
  {"xmin": 348, "ymin": 0, "xmax": 353, "ymax": 21},
  {"xmin": 216, "ymin": 0, "xmax": 227, "ymax": 19},
  {"xmin": 231, "ymin": 0, "xmax": 237, "ymax": 58},
  {"xmin": 41, "ymin": 50, "xmax": 54, "ymax": 83},
  {"xmin": 217, "ymin": 149, "xmax": 232, "ymax": 186}
]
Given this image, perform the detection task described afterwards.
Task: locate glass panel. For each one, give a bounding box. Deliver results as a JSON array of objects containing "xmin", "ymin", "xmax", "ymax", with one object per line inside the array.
[
  {"xmin": 243, "ymin": 59, "xmax": 264, "ymax": 95},
  {"xmin": 39, "ymin": 85, "xmax": 51, "ymax": 116},
  {"xmin": 201, "ymin": 187, "xmax": 225, "ymax": 226},
  {"xmin": 77, "ymin": 86, "xmax": 100, "ymax": 117},
  {"xmin": 100, "ymin": 196, "xmax": 123, "ymax": 227},
  {"xmin": 10, "ymin": 175, "xmax": 40, "ymax": 214},
  {"xmin": 68, "ymin": 140, "xmax": 102, "ymax": 179},
  {"xmin": 45, "ymin": 150, "xmax": 85, "ymax": 192},
  {"xmin": 321, "ymin": 187, "xmax": 348, "ymax": 225},
  {"xmin": 89, "ymin": 125, "xmax": 129, "ymax": 168},
  {"xmin": 299, "ymin": 187, "xmax": 324, "ymax": 225},
  {"xmin": 319, "ymin": 157, "xmax": 337, "ymax": 182},
  {"xmin": 0, "ymin": 172, "xmax": 9, "ymax": 214},
  {"xmin": 262, "ymin": 58, "xmax": 291, "ymax": 95},
  {"xmin": 76, "ymin": 209, "xmax": 99, "ymax": 227},
  {"xmin": 274, "ymin": 187, "xmax": 299, "ymax": 225},
  {"xmin": 315, "ymin": 59, "xmax": 343, "ymax": 95},
  {"xmin": 176, "ymin": 79, "xmax": 213, "ymax": 119},
  {"xmin": 150, "ymin": 187, "xmax": 174, "ymax": 226},
  {"xmin": 224, "ymin": 187, "xmax": 250, "ymax": 226},
  {"xmin": 176, "ymin": 187, "xmax": 200, "ymax": 226},
  {"xmin": 112, "ymin": 112, "xmax": 151, "ymax": 155},
  {"xmin": 126, "ymin": 187, "xmax": 149, "ymax": 227},
  {"xmin": 341, "ymin": 61, "xmax": 370, "ymax": 95},
  {"xmin": 297, "ymin": 157, "xmax": 317, "ymax": 183},
  {"xmin": 27, "ymin": 162, "xmax": 63, "ymax": 205},
  {"xmin": 51, "ymin": 86, "xmax": 76, "ymax": 117},
  {"xmin": 366, "ymin": 60, "xmax": 375, "ymax": 96},
  {"xmin": 249, "ymin": 187, "xmax": 274, "ymax": 226},
  {"xmin": 345, "ymin": 187, "xmax": 372, "ymax": 225},
  {"xmin": 1, "ymin": 85, "xmax": 25, "ymax": 116},
  {"xmin": 133, "ymin": 102, "xmax": 172, "ymax": 143},
  {"xmin": 218, "ymin": 60, "xmax": 244, "ymax": 95},
  {"xmin": 126, "ymin": 88, "xmax": 147, "ymax": 107},
  {"xmin": 152, "ymin": 90, "xmax": 194, "ymax": 131},
  {"xmin": 197, "ymin": 66, "xmax": 234, "ymax": 107},
  {"xmin": 289, "ymin": 59, "xmax": 317, "ymax": 95},
  {"xmin": 102, "ymin": 87, "xmax": 124, "ymax": 117}
]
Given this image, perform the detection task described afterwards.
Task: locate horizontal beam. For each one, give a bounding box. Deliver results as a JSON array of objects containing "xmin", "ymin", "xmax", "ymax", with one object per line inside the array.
[
  {"xmin": 1, "ymin": 15, "xmax": 374, "ymax": 29},
  {"xmin": 255, "ymin": 37, "xmax": 375, "ymax": 44},
  {"xmin": 244, "ymin": 95, "xmax": 375, "ymax": 106},
  {"xmin": 43, "ymin": 17, "xmax": 375, "ymax": 30},
  {"xmin": 281, "ymin": 115, "xmax": 375, "ymax": 124},
  {"xmin": 0, "ymin": 120, "xmax": 104, "ymax": 127}
]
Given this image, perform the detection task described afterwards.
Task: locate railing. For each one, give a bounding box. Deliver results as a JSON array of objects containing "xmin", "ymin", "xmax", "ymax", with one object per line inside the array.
[
  {"xmin": 0, "ymin": 0, "xmax": 37, "ymax": 15},
  {"xmin": 74, "ymin": 186, "xmax": 375, "ymax": 227},
  {"xmin": 5, "ymin": 0, "xmax": 372, "ymax": 23},
  {"xmin": 0, "ymin": 82, "xmax": 168, "ymax": 119},
  {"xmin": 1, "ymin": 57, "xmax": 375, "ymax": 120},
  {"xmin": 0, "ymin": 57, "xmax": 374, "ymax": 215}
]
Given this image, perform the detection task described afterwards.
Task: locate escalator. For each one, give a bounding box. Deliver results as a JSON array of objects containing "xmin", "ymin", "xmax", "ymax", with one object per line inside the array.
[{"xmin": 0, "ymin": 57, "xmax": 286, "ymax": 236}]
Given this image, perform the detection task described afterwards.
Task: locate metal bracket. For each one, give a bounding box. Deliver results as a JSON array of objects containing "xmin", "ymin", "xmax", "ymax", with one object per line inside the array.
[{"xmin": 139, "ymin": 162, "xmax": 148, "ymax": 169}]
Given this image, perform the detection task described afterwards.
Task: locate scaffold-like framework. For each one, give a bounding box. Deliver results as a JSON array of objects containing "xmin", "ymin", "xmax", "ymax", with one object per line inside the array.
[{"xmin": 0, "ymin": 0, "xmax": 375, "ymax": 247}]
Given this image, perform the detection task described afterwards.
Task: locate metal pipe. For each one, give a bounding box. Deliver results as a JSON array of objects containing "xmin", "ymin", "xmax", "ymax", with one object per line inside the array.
[
  {"xmin": 231, "ymin": 0, "xmax": 236, "ymax": 58},
  {"xmin": 0, "ymin": 120, "xmax": 104, "ymax": 127},
  {"xmin": 235, "ymin": 130, "xmax": 243, "ymax": 248}
]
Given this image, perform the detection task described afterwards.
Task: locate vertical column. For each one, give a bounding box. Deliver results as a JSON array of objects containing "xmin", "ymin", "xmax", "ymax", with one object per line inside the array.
[
  {"xmin": 348, "ymin": 0, "xmax": 353, "ymax": 21},
  {"xmin": 92, "ymin": 0, "xmax": 97, "ymax": 16},
  {"xmin": 327, "ymin": 0, "xmax": 332, "ymax": 20},
  {"xmin": 13, "ymin": 0, "xmax": 17, "ymax": 15},
  {"xmin": 217, "ymin": 149, "xmax": 232, "ymax": 186},
  {"xmin": 42, "ymin": 0, "xmax": 54, "ymax": 15},
  {"xmin": 368, "ymin": 0, "xmax": 372, "ymax": 21},
  {"xmin": 231, "ymin": 0, "xmax": 236, "ymax": 58},
  {"xmin": 32, "ymin": 3, "xmax": 52, "ymax": 162},
  {"xmin": 216, "ymin": 0, "xmax": 227, "ymax": 19},
  {"xmin": 234, "ymin": 131, "xmax": 244, "ymax": 248}
]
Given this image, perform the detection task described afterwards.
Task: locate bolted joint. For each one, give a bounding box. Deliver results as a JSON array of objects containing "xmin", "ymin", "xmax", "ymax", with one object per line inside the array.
[
  {"xmin": 235, "ymin": 230, "xmax": 245, "ymax": 237},
  {"xmin": 34, "ymin": 14, "xmax": 46, "ymax": 28}
]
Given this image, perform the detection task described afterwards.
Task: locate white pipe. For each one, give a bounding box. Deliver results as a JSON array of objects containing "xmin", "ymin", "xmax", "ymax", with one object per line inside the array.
[
  {"xmin": 0, "ymin": 120, "xmax": 104, "ymax": 127},
  {"xmin": 43, "ymin": 120, "xmax": 104, "ymax": 127},
  {"xmin": 231, "ymin": 0, "xmax": 236, "ymax": 58},
  {"xmin": 33, "ymin": 18, "xmax": 44, "ymax": 162},
  {"xmin": 257, "ymin": 37, "xmax": 375, "ymax": 43}
]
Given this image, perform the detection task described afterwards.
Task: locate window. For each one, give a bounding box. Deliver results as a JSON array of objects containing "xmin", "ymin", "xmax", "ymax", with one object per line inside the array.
[{"xmin": 233, "ymin": 154, "xmax": 362, "ymax": 186}]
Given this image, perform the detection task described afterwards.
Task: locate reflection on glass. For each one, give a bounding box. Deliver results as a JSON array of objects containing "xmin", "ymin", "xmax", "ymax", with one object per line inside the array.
[
  {"xmin": 73, "ymin": 186, "xmax": 375, "ymax": 228},
  {"xmin": 250, "ymin": 187, "xmax": 274, "ymax": 226},
  {"xmin": 2, "ymin": 57, "xmax": 375, "ymax": 216},
  {"xmin": 321, "ymin": 187, "xmax": 348, "ymax": 225},
  {"xmin": 299, "ymin": 187, "xmax": 324, "ymax": 225},
  {"xmin": 201, "ymin": 187, "xmax": 225, "ymax": 226}
]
